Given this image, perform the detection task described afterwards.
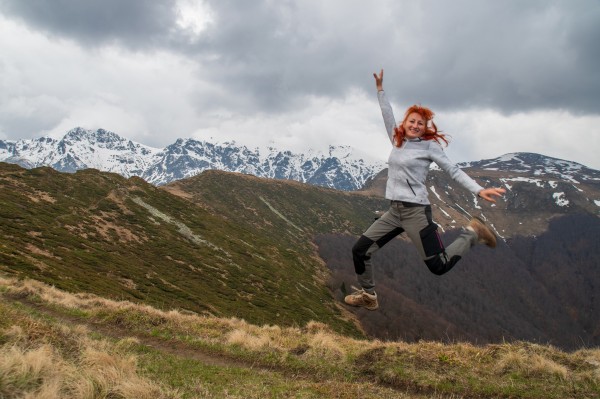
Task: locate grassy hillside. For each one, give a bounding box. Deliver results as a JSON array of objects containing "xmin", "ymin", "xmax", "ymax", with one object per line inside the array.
[
  {"xmin": 162, "ymin": 169, "xmax": 388, "ymax": 238},
  {"xmin": 1, "ymin": 275, "xmax": 598, "ymax": 398},
  {"xmin": 0, "ymin": 163, "xmax": 387, "ymax": 336}
]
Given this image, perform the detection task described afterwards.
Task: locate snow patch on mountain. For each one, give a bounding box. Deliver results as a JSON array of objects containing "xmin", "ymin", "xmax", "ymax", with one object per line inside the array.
[
  {"xmin": 461, "ymin": 152, "xmax": 600, "ymax": 183},
  {"xmin": 553, "ymin": 192, "xmax": 569, "ymax": 207},
  {"xmin": 0, "ymin": 128, "xmax": 386, "ymax": 190}
]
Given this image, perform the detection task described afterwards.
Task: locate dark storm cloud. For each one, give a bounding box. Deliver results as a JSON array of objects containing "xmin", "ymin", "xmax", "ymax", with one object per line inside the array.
[
  {"xmin": 409, "ymin": 1, "xmax": 600, "ymax": 114},
  {"xmin": 194, "ymin": 0, "xmax": 600, "ymax": 114},
  {"xmin": 0, "ymin": 0, "xmax": 177, "ymax": 47},
  {"xmin": 1, "ymin": 0, "xmax": 599, "ymax": 114},
  {"xmin": 185, "ymin": 1, "xmax": 398, "ymax": 111}
]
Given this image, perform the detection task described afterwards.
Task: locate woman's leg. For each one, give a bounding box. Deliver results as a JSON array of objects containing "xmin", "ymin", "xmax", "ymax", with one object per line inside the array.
[
  {"xmin": 402, "ymin": 205, "xmax": 478, "ymax": 276},
  {"xmin": 351, "ymin": 208, "xmax": 404, "ymax": 293}
]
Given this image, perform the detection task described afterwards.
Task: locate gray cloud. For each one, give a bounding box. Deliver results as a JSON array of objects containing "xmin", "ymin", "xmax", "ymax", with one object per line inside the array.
[
  {"xmin": 416, "ymin": 1, "xmax": 600, "ymax": 113},
  {"xmin": 0, "ymin": 0, "xmax": 177, "ymax": 48},
  {"xmin": 196, "ymin": 0, "xmax": 600, "ymax": 114},
  {"xmin": 2, "ymin": 0, "xmax": 598, "ymax": 114}
]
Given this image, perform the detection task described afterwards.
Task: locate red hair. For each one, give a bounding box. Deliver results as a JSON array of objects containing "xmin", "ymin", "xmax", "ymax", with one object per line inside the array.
[{"xmin": 393, "ymin": 104, "xmax": 449, "ymax": 147}]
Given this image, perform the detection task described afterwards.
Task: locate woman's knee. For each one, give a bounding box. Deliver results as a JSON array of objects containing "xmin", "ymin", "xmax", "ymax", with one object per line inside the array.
[
  {"xmin": 352, "ymin": 235, "xmax": 374, "ymax": 259},
  {"xmin": 424, "ymin": 254, "xmax": 462, "ymax": 276},
  {"xmin": 352, "ymin": 235, "xmax": 374, "ymax": 275}
]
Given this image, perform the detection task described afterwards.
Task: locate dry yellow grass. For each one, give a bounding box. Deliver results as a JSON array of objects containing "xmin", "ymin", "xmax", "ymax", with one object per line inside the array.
[
  {"xmin": 3, "ymin": 275, "xmax": 371, "ymax": 359},
  {"xmin": 2, "ymin": 274, "xmax": 599, "ymax": 399},
  {"xmin": 0, "ymin": 280, "xmax": 182, "ymax": 399},
  {"xmin": 495, "ymin": 347, "xmax": 569, "ymax": 379},
  {"xmin": 226, "ymin": 328, "xmax": 274, "ymax": 351},
  {"xmin": 0, "ymin": 340, "xmax": 179, "ymax": 399}
]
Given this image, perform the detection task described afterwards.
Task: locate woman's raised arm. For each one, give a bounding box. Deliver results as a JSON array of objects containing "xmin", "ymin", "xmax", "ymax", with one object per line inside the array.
[{"xmin": 374, "ymin": 69, "xmax": 396, "ymax": 143}]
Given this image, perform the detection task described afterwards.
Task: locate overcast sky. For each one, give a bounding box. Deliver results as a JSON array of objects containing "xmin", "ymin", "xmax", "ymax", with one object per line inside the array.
[{"xmin": 1, "ymin": 0, "xmax": 599, "ymax": 168}]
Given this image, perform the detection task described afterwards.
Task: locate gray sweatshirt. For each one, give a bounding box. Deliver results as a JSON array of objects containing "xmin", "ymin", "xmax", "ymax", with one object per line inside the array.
[{"xmin": 378, "ymin": 90, "xmax": 484, "ymax": 205}]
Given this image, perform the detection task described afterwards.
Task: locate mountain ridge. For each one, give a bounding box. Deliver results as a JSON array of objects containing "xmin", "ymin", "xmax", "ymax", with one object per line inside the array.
[
  {"xmin": 0, "ymin": 127, "xmax": 385, "ymax": 190},
  {"xmin": 5, "ymin": 128, "xmax": 600, "ymax": 194}
]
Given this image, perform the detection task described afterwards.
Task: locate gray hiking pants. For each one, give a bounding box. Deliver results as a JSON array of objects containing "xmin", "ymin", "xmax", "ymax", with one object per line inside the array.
[{"xmin": 352, "ymin": 201, "xmax": 478, "ymax": 294}]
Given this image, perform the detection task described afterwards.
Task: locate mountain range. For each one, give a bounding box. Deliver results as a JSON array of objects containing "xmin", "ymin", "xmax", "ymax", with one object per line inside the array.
[{"xmin": 0, "ymin": 127, "xmax": 385, "ymax": 190}]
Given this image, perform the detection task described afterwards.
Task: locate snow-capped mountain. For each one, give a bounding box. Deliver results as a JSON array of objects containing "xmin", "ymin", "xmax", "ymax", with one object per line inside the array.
[
  {"xmin": 0, "ymin": 128, "xmax": 386, "ymax": 190},
  {"xmin": 362, "ymin": 152, "xmax": 600, "ymax": 237},
  {"xmin": 458, "ymin": 152, "xmax": 600, "ymax": 184},
  {"xmin": 0, "ymin": 128, "xmax": 160, "ymax": 176}
]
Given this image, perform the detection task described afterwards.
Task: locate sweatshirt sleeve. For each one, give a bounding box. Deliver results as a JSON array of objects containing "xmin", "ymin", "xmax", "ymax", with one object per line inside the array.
[
  {"xmin": 429, "ymin": 142, "xmax": 484, "ymax": 195},
  {"xmin": 377, "ymin": 90, "xmax": 396, "ymax": 144}
]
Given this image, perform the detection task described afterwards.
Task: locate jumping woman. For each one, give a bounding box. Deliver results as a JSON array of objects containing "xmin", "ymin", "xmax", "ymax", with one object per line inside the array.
[{"xmin": 345, "ymin": 69, "xmax": 506, "ymax": 311}]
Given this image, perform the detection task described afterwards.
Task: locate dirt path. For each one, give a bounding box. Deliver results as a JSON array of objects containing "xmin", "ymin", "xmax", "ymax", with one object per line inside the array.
[{"xmin": 15, "ymin": 297, "xmax": 256, "ymax": 370}]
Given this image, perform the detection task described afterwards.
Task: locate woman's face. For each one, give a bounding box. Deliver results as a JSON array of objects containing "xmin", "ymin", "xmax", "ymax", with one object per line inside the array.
[{"xmin": 402, "ymin": 112, "xmax": 426, "ymax": 139}]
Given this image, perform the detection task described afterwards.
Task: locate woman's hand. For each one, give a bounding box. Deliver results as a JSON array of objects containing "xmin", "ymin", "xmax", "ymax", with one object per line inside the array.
[
  {"xmin": 478, "ymin": 187, "xmax": 506, "ymax": 203},
  {"xmin": 373, "ymin": 69, "xmax": 384, "ymax": 91}
]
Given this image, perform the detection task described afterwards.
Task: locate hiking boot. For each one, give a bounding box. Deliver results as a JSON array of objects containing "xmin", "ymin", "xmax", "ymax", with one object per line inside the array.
[
  {"xmin": 468, "ymin": 216, "xmax": 497, "ymax": 248},
  {"xmin": 344, "ymin": 287, "xmax": 379, "ymax": 310}
]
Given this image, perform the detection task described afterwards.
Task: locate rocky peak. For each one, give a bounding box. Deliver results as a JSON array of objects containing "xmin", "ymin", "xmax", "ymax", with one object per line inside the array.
[{"xmin": 0, "ymin": 128, "xmax": 385, "ymax": 190}]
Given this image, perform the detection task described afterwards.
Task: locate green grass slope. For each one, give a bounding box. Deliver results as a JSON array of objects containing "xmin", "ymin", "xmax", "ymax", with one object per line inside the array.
[
  {"xmin": 163, "ymin": 169, "xmax": 388, "ymax": 238},
  {"xmin": 0, "ymin": 163, "xmax": 385, "ymax": 336}
]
